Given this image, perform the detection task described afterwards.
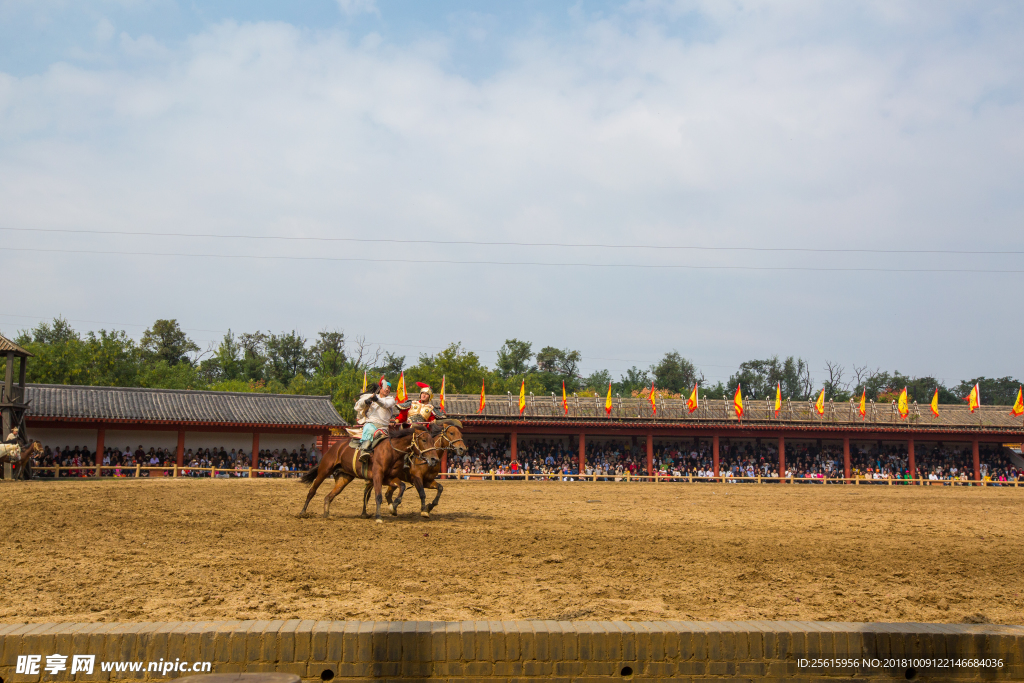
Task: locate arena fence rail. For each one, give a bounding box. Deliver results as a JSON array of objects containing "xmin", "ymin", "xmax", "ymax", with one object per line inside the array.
[{"xmin": 12, "ymin": 465, "xmax": 1022, "ymax": 487}]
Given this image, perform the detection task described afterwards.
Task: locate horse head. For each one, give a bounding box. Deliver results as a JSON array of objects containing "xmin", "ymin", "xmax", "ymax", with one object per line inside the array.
[{"xmin": 429, "ymin": 419, "xmax": 466, "ymax": 459}]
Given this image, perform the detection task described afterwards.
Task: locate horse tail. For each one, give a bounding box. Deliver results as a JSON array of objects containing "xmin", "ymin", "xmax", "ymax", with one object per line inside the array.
[{"xmin": 300, "ymin": 467, "xmax": 318, "ymax": 484}]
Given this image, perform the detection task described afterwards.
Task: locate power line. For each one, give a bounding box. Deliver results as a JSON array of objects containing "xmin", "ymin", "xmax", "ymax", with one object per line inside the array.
[
  {"xmin": 2, "ymin": 246, "xmax": 1023, "ymax": 273},
  {"xmin": 2, "ymin": 226, "xmax": 1021, "ymax": 256}
]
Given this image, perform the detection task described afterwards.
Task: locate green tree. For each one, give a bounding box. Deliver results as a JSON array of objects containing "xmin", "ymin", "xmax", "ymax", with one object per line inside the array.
[
  {"xmin": 265, "ymin": 331, "xmax": 311, "ymax": 384},
  {"xmin": 495, "ymin": 339, "xmax": 533, "ymax": 378},
  {"xmin": 953, "ymin": 376, "xmax": 1022, "ymax": 405},
  {"xmin": 141, "ymin": 319, "xmax": 199, "ymax": 367},
  {"xmin": 310, "ymin": 330, "xmax": 346, "ymax": 376},
  {"xmin": 581, "ymin": 369, "xmax": 612, "ymax": 393},
  {"xmin": 617, "ymin": 366, "xmax": 650, "ymax": 394},
  {"xmin": 237, "ymin": 332, "xmax": 269, "ymax": 381},
  {"xmin": 84, "ymin": 330, "xmax": 142, "ymax": 386},
  {"xmin": 650, "ymin": 351, "xmax": 699, "ymax": 393},
  {"xmin": 534, "ymin": 346, "xmax": 582, "ymax": 392},
  {"xmin": 406, "ymin": 343, "xmax": 487, "ymax": 394},
  {"xmin": 14, "ymin": 317, "xmax": 90, "ymax": 385}
]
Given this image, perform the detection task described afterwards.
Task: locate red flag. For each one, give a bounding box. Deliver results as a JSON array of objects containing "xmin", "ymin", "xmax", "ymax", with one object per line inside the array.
[
  {"xmin": 478, "ymin": 377, "xmax": 486, "ymax": 414},
  {"xmin": 439, "ymin": 375, "xmax": 446, "ymax": 412},
  {"xmin": 562, "ymin": 380, "xmax": 568, "ymax": 415},
  {"xmin": 649, "ymin": 381, "xmax": 657, "ymax": 415}
]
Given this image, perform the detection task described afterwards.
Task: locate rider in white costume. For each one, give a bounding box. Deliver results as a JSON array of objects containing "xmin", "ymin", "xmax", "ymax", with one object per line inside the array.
[{"xmin": 353, "ymin": 378, "xmax": 398, "ymax": 463}]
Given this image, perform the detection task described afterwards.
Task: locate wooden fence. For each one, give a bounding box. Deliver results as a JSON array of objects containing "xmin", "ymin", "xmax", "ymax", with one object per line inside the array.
[
  {"xmin": 443, "ymin": 394, "xmax": 1024, "ymax": 430},
  {"xmin": 18, "ymin": 465, "xmax": 1020, "ymax": 487}
]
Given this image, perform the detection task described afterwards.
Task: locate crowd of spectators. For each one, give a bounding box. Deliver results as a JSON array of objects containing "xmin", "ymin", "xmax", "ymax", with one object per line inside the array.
[
  {"xmin": 446, "ymin": 437, "xmax": 1023, "ymax": 484},
  {"xmin": 28, "ymin": 436, "xmax": 1022, "ymax": 484},
  {"xmin": 31, "ymin": 443, "xmax": 319, "ymax": 478}
]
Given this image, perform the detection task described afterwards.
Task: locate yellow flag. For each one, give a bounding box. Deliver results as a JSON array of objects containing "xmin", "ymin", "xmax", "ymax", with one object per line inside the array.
[
  {"xmin": 361, "ymin": 370, "xmax": 367, "ymax": 393},
  {"xmin": 965, "ymin": 383, "xmax": 980, "ymax": 413},
  {"xmin": 858, "ymin": 388, "xmax": 866, "ymax": 418},
  {"xmin": 686, "ymin": 382, "xmax": 699, "ymax": 413},
  {"xmin": 814, "ymin": 388, "xmax": 825, "ymax": 416},
  {"xmin": 1011, "ymin": 386, "xmax": 1023, "ymax": 417},
  {"xmin": 930, "ymin": 388, "xmax": 940, "ymax": 417},
  {"xmin": 733, "ymin": 384, "xmax": 744, "ymax": 419},
  {"xmin": 605, "ymin": 381, "xmax": 613, "ymax": 415},
  {"xmin": 396, "ymin": 371, "xmax": 407, "ymax": 402},
  {"xmin": 518, "ymin": 378, "xmax": 526, "ymax": 414},
  {"xmin": 773, "ymin": 381, "xmax": 782, "ymax": 417},
  {"xmin": 897, "ymin": 386, "xmax": 909, "ymax": 419}
]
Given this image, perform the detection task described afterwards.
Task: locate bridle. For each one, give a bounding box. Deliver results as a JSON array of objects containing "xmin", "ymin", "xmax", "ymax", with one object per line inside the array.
[{"xmin": 414, "ymin": 425, "xmax": 466, "ymax": 458}]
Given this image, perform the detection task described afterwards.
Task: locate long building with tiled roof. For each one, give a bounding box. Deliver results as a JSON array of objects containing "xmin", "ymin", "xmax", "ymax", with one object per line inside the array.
[{"xmin": 23, "ymin": 383, "xmax": 346, "ymax": 468}]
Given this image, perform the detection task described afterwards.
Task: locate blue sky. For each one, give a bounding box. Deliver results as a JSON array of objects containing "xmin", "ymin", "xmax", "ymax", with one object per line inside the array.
[{"xmin": 1, "ymin": 1, "xmax": 1022, "ymax": 387}]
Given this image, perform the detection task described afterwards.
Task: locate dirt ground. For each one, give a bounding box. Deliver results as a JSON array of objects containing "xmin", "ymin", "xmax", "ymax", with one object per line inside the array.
[{"xmin": 1, "ymin": 478, "xmax": 1022, "ymax": 625}]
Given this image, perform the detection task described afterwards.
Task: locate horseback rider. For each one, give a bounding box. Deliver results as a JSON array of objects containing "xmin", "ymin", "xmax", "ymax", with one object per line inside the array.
[
  {"xmin": 353, "ymin": 377, "xmax": 398, "ymax": 464},
  {"xmin": 406, "ymin": 382, "xmax": 448, "ymax": 423},
  {"xmin": 1, "ymin": 426, "xmax": 20, "ymax": 460}
]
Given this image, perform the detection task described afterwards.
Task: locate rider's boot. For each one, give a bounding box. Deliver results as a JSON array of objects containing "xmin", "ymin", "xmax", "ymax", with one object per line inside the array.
[{"xmin": 358, "ymin": 442, "xmax": 372, "ymax": 464}]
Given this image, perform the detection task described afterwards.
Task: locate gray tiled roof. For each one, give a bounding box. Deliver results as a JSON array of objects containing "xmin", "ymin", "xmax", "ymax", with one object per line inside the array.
[{"xmin": 25, "ymin": 384, "xmax": 346, "ymax": 427}]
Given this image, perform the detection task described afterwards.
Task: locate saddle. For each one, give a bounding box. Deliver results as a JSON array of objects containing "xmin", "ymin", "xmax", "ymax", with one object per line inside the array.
[{"xmin": 347, "ymin": 428, "xmax": 390, "ymax": 452}]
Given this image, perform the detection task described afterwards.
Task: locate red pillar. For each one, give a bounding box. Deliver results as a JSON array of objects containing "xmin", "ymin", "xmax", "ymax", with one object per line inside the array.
[
  {"xmin": 176, "ymin": 430, "xmax": 185, "ymax": 467},
  {"xmin": 251, "ymin": 432, "xmax": 260, "ymax": 469},
  {"xmin": 646, "ymin": 431, "xmax": 654, "ymax": 477},
  {"xmin": 973, "ymin": 439, "xmax": 980, "ymax": 481},
  {"xmin": 510, "ymin": 431, "xmax": 518, "ymax": 462},
  {"xmin": 843, "ymin": 436, "xmax": 850, "ymax": 481},
  {"xmin": 778, "ymin": 435, "xmax": 786, "ymax": 479},
  {"xmin": 712, "ymin": 434, "xmax": 720, "ymax": 477},
  {"xmin": 95, "ymin": 427, "xmax": 105, "ymax": 467},
  {"xmin": 907, "ymin": 438, "xmax": 915, "ymax": 482},
  {"xmin": 578, "ymin": 431, "xmax": 586, "ymax": 475}
]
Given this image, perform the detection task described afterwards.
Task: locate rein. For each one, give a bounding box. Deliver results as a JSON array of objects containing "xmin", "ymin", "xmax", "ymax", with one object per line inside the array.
[{"xmin": 415, "ymin": 425, "xmax": 466, "ymax": 456}]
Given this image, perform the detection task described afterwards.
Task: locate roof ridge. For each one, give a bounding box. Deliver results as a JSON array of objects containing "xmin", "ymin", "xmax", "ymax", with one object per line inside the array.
[{"xmin": 26, "ymin": 383, "xmax": 332, "ymax": 400}]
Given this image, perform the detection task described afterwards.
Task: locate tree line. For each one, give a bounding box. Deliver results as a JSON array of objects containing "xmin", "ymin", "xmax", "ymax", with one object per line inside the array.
[{"xmin": 4, "ymin": 318, "xmax": 1020, "ymax": 423}]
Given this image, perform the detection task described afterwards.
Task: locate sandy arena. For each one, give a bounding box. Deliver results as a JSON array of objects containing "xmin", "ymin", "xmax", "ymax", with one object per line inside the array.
[{"xmin": 1, "ymin": 478, "xmax": 1021, "ymax": 625}]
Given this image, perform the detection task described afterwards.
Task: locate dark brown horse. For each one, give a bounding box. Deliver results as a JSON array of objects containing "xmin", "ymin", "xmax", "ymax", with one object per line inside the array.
[
  {"xmin": 0, "ymin": 439, "xmax": 41, "ymax": 481},
  {"xmin": 298, "ymin": 426, "xmax": 423, "ymax": 522},
  {"xmin": 363, "ymin": 420, "xmax": 466, "ymax": 518}
]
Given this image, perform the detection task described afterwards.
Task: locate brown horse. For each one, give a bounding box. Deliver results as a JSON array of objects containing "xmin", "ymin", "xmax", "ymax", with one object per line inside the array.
[
  {"xmin": 298, "ymin": 426, "xmax": 423, "ymax": 522},
  {"xmin": 0, "ymin": 440, "xmax": 42, "ymax": 481},
  {"xmin": 363, "ymin": 420, "xmax": 466, "ymax": 518}
]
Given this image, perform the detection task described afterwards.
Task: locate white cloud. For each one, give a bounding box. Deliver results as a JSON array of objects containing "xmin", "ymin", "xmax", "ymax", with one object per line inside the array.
[
  {"xmin": 1, "ymin": 3, "xmax": 1022, "ymax": 379},
  {"xmin": 335, "ymin": 0, "xmax": 379, "ymax": 18}
]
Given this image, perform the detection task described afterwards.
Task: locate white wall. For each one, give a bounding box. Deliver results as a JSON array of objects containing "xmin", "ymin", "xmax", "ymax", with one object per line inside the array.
[
  {"xmin": 32, "ymin": 428, "xmax": 99, "ymax": 451},
  {"xmin": 106, "ymin": 430, "xmax": 178, "ymax": 451}
]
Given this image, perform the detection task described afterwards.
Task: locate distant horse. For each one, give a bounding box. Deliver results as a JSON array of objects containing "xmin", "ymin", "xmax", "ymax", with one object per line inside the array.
[
  {"xmin": 0, "ymin": 440, "xmax": 42, "ymax": 481},
  {"xmin": 363, "ymin": 419, "xmax": 466, "ymax": 518},
  {"xmin": 298, "ymin": 425, "xmax": 424, "ymax": 522}
]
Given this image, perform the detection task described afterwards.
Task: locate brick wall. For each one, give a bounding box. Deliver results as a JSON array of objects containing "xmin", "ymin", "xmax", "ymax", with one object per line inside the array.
[{"xmin": 1, "ymin": 620, "xmax": 1022, "ymax": 681}]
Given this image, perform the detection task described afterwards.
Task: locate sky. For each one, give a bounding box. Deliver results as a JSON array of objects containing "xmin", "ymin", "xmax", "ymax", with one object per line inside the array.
[{"xmin": 1, "ymin": 0, "xmax": 1022, "ymax": 388}]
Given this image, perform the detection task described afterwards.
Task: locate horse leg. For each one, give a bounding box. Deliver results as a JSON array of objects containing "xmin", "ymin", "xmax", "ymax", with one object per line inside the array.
[
  {"xmin": 323, "ymin": 474, "xmax": 353, "ymax": 519},
  {"xmin": 412, "ymin": 477, "xmax": 429, "ymax": 517},
  {"xmin": 373, "ymin": 469, "xmax": 384, "ymax": 524},
  {"xmin": 426, "ymin": 481, "xmax": 444, "ymax": 512},
  {"xmin": 300, "ymin": 467, "xmax": 330, "ymax": 515},
  {"xmin": 391, "ymin": 481, "xmax": 406, "ymax": 515},
  {"xmin": 361, "ymin": 482, "xmax": 373, "ymax": 519}
]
